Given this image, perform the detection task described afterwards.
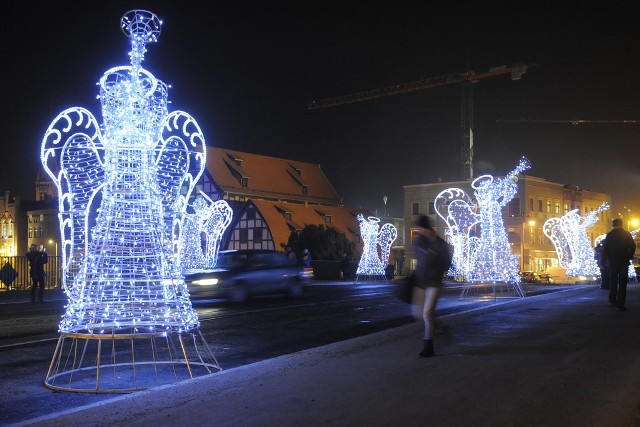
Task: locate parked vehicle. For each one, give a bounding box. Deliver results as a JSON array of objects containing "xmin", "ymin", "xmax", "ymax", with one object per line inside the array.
[
  {"xmin": 537, "ymin": 273, "xmax": 555, "ymax": 284},
  {"xmin": 184, "ymin": 249, "xmax": 308, "ymax": 302},
  {"xmin": 519, "ymin": 271, "xmax": 540, "ymax": 283}
]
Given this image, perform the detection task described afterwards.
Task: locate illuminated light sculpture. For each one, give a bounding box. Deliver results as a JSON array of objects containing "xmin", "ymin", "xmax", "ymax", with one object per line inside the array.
[
  {"xmin": 467, "ymin": 157, "xmax": 531, "ymax": 296},
  {"xmin": 434, "ymin": 188, "xmax": 480, "ymax": 280},
  {"xmin": 40, "ymin": 10, "xmax": 220, "ymax": 392},
  {"xmin": 356, "ymin": 214, "xmax": 397, "ymax": 280},
  {"xmin": 180, "ymin": 191, "xmax": 232, "ymax": 270},
  {"xmin": 543, "ymin": 202, "xmax": 609, "ymax": 277}
]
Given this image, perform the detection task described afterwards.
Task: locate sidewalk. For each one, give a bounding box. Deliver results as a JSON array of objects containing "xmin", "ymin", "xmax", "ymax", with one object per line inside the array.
[{"xmin": 13, "ymin": 284, "xmax": 640, "ymax": 427}]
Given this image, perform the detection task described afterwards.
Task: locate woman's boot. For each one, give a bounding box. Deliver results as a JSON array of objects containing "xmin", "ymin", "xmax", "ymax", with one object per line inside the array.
[{"xmin": 419, "ymin": 339, "xmax": 435, "ymax": 358}]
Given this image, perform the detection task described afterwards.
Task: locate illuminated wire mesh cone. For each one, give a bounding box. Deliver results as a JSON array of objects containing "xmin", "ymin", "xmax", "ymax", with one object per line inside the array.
[{"xmin": 41, "ymin": 10, "xmax": 221, "ymax": 392}]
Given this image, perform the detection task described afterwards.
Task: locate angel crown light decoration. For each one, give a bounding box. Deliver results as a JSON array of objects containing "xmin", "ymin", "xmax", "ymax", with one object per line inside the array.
[
  {"xmin": 355, "ymin": 215, "xmax": 397, "ymax": 279},
  {"xmin": 40, "ymin": 10, "xmax": 220, "ymax": 392}
]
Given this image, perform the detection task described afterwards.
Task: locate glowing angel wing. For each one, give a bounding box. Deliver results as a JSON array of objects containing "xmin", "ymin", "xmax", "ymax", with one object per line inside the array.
[
  {"xmin": 378, "ymin": 223, "xmax": 397, "ymax": 266},
  {"xmin": 41, "ymin": 107, "xmax": 106, "ymax": 291},
  {"xmin": 435, "ymin": 188, "xmax": 479, "ymax": 277},
  {"xmin": 157, "ymin": 110, "xmax": 207, "ymax": 252},
  {"xmin": 203, "ymin": 199, "xmax": 233, "ymax": 268},
  {"xmin": 543, "ymin": 217, "xmax": 571, "ymax": 268}
]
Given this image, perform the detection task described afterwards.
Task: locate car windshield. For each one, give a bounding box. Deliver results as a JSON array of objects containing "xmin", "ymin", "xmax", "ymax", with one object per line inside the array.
[{"xmin": 215, "ymin": 252, "xmax": 246, "ymax": 269}]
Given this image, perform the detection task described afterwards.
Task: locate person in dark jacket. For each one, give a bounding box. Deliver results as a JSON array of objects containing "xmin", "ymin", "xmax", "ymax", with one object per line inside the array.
[
  {"xmin": 594, "ymin": 240, "xmax": 609, "ymax": 290},
  {"xmin": 411, "ymin": 215, "xmax": 452, "ymax": 357},
  {"xmin": 601, "ymin": 218, "xmax": 636, "ymax": 311},
  {"xmin": 26, "ymin": 244, "xmax": 48, "ymax": 303},
  {"xmin": 340, "ymin": 253, "xmax": 350, "ymax": 281}
]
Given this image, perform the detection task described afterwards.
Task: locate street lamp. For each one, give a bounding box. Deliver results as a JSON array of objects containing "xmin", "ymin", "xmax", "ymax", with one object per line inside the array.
[
  {"xmin": 521, "ymin": 220, "xmax": 535, "ymax": 271},
  {"xmin": 383, "ymin": 195, "xmax": 388, "ymax": 217},
  {"xmin": 48, "ymin": 239, "xmax": 58, "ymax": 257}
]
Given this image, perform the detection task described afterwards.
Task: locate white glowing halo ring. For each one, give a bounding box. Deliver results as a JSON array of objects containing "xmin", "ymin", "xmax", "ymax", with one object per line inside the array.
[
  {"xmin": 99, "ymin": 66, "xmax": 159, "ymax": 99},
  {"xmin": 471, "ymin": 174, "xmax": 494, "ymax": 189}
]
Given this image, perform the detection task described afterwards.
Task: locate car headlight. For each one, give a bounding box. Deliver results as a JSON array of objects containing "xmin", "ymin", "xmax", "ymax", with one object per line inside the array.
[{"xmin": 192, "ymin": 278, "xmax": 219, "ymax": 286}]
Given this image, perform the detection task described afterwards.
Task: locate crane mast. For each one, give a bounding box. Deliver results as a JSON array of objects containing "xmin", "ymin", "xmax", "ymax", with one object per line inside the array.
[{"xmin": 309, "ymin": 63, "xmax": 529, "ymax": 181}]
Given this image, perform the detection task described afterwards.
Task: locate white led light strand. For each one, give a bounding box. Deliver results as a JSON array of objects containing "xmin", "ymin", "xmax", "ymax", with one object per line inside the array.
[
  {"xmin": 543, "ymin": 203, "xmax": 608, "ymax": 277},
  {"xmin": 469, "ymin": 157, "xmax": 531, "ymax": 283},
  {"xmin": 180, "ymin": 191, "xmax": 232, "ymax": 270},
  {"xmin": 434, "ymin": 188, "xmax": 480, "ymax": 280},
  {"xmin": 356, "ymin": 214, "xmax": 397, "ymax": 278},
  {"xmin": 41, "ymin": 10, "xmax": 206, "ymax": 335}
]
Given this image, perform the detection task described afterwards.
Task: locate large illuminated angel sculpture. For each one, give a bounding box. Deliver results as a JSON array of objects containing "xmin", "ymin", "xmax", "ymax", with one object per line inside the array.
[
  {"xmin": 544, "ymin": 203, "xmax": 609, "ymax": 277},
  {"xmin": 434, "ymin": 188, "xmax": 480, "ymax": 280},
  {"xmin": 469, "ymin": 157, "xmax": 531, "ymax": 285},
  {"xmin": 180, "ymin": 192, "xmax": 232, "ymax": 270},
  {"xmin": 40, "ymin": 10, "xmax": 220, "ymax": 392},
  {"xmin": 355, "ymin": 214, "xmax": 397, "ymax": 279}
]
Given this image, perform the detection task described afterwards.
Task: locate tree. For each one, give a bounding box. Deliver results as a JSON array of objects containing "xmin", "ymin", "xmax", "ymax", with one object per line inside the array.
[{"xmin": 287, "ymin": 225, "xmax": 357, "ymax": 262}]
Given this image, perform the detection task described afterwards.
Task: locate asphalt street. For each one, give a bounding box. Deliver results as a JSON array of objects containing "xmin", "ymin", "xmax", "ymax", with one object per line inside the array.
[{"xmin": 9, "ymin": 283, "xmax": 640, "ymax": 427}]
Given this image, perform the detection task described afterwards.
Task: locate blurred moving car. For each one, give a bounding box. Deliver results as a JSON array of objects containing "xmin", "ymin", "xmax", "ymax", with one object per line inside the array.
[
  {"xmin": 519, "ymin": 271, "xmax": 540, "ymax": 283},
  {"xmin": 184, "ymin": 249, "xmax": 308, "ymax": 302}
]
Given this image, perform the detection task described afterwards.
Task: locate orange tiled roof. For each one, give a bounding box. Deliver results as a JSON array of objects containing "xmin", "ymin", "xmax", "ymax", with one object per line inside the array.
[
  {"xmin": 202, "ymin": 146, "xmax": 341, "ymax": 206},
  {"xmin": 250, "ymin": 199, "xmax": 371, "ymax": 247}
]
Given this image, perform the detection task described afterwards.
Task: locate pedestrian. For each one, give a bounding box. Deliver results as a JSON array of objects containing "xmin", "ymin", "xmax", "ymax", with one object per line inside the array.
[
  {"xmin": 302, "ymin": 249, "xmax": 312, "ymax": 267},
  {"xmin": 601, "ymin": 218, "xmax": 636, "ymax": 311},
  {"xmin": 285, "ymin": 246, "xmax": 296, "ymax": 263},
  {"xmin": 594, "ymin": 240, "xmax": 609, "ymax": 290},
  {"xmin": 411, "ymin": 215, "xmax": 453, "ymax": 357},
  {"xmin": 26, "ymin": 243, "xmax": 48, "ymax": 303},
  {"xmin": 340, "ymin": 253, "xmax": 350, "ymax": 281}
]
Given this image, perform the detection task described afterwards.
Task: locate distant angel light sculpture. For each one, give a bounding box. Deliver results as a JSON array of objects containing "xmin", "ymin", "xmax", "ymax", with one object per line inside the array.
[
  {"xmin": 40, "ymin": 10, "xmax": 220, "ymax": 392},
  {"xmin": 434, "ymin": 188, "xmax": 480, "ymax": 280},
  {"xmin": 544, "ymin": 202, "xmax": 609, "ymax": 277},
  {"xmin": 180, "ymin": 192, "xmax": 232, "ymax": 270},
  {"xmin": 469, "ymin": 157, "xmax": 531, "ymax": 288},
  {"xmin": 356, "ymin": 214, "xmax": 397, "ymax": 279}
]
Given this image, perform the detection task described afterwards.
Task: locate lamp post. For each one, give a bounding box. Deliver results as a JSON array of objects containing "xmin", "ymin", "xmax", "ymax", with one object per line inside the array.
[
  {"xmin": 383, "ymin": 195, "xmax": 388, "ymax": 217},
  {"xmin": 48, "ymin": 239, "xmax": 58, "ymax": 257},
  {"xmin": 521, "ymin": 220, "xmax": 535, "ymax": 271}
]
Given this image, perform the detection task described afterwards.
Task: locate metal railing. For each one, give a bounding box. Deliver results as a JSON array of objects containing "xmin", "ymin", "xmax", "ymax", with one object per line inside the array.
[{"xmin": 0, "ymin": 256, "xmax": 62, "ymax": 291}]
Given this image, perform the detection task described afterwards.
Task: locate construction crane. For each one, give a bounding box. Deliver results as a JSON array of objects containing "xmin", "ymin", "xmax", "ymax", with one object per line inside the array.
[
  {"xmin": 497, "ymin": 118, "xmax": 640, "ymax": 125},
  {"xmin": 309, "ymin": 63, "xmax": 530, "ymax": 181}
]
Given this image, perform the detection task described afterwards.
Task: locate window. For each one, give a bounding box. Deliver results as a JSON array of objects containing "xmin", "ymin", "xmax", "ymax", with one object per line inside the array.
[
  {"xmin": 412, "ymin": 202, "xmax": 419, "ymax": 215},
  {"xmin": 246, "ymin": 208, "xmax": 256, "ymax": 220},
  {"xmin": 554, "ymin": 201, "xmax": 560, "ymax": 214},
  {"xmin": 529, "ymin": 198, "xmax": 534, "ymax": 212},
  {"xmin": 301, "ymin": 185, "xmax": 308, "ymax": 195},
  {"xmin": 239, "ymin": 229, "xmax": 248, "ymax": 244},
  {"xmin": 509, "ymin": 198, "xmax": 520, "ymax": 217},
  {"xmin": 324, "ymin": 215, "xmax": 332, "ymax": 224},
  {"xmin": 428, "ymin": 202, "xmax": 435, "ymax": 215},
  {"xmin": 240, "ymin": 177, "xmax": 248, "ymax": 188},
  {"xmin": 538, "ymin": 200, "xmax": 543, "ymax": 212},
  {"xmin": 253, "ymin": 229, "xmax": 262, "ymax": 243},
  {"xmin": 546, "ymin": 200, "xmax": 551, "ymax": 213}
]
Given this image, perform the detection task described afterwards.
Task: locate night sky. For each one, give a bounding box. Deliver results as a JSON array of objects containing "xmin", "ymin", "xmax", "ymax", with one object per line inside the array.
[{"xmin": 2, "ymin": 2, "xmax": 639, "ymax": 218}]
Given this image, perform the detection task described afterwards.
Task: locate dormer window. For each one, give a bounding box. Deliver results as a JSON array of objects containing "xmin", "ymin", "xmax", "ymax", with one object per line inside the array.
[
  {"xmin": 324, "ymin": 215, "xmax": 332, "ymax": 224},
  {"xmin": 241, "ymin": 177, "xmax": 248, "ymax": 188},
  {"xmin": 301, "ymin": 185, "xmax": 308, "ymax": 195}
]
